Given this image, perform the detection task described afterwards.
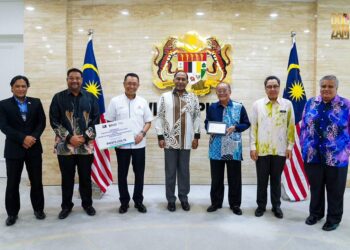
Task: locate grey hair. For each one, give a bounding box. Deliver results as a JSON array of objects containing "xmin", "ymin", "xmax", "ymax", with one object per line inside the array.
[
  {"xmin": 216, "ymin": 82, "xmax": 231, "ymax": 92},
  {"xmin": 319, "ymin": 75, "xmax": 339, "ymax": 88}
]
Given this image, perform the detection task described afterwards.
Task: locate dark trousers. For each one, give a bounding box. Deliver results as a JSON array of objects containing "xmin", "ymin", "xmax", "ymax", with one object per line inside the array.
[
  {"xmin": 57, "ymin": 154, "xmax": 93, "ymax": 209},
  {"xmin": 256, "ymin": 155, "xmax": 286, "ymax": 209},
  {"xmin": 305, "ymin": 163, "xmax": 348, "ymax": 224},
  {"xmin": 164, "ymin": 149, "xmax": 191, "ymax": 203},
  {"xmin": 116, "ymin": 148, "xmax": 145, "ymax": 205},
  {"xmin": 210, "ymin": 159, "xmax": 242, "ymax": 207},
  {"xmin": 5, "ymin": 154, "xmax": 44, "ymax": 216}
]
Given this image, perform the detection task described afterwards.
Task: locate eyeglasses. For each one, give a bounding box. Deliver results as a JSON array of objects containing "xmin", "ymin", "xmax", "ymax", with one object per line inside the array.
[
  {"xmin": 216, "ymin": 90, "xmax": 229, "ymax": 94},
  {"xmin": 67, "ymin": 77, "xmax": 82, "ymax": 81},
  {"xmin": 265, "ymin": 85, "xmax": 280, "ymax": 89}
]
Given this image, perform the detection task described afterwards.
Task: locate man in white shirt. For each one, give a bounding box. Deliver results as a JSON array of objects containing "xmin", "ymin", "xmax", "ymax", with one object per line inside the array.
[
  {"xmin": 105, "ymin": 73, "xmax": 153, "ymax": 214},
  {"xmin": 250, "ymin": 75, "xmax": 295, "ymax": 219},
  {"xmin": 155, "ymin": 71, "xmax": 201, "ymax": 212}
]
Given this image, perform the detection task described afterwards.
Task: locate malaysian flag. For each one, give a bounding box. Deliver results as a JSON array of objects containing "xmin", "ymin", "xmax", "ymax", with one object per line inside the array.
[
  {"xmin": 281, "ymin": 36, "xmax": 309, "ymax": 201},
  {"xmin": 82, "ymin": 37, "xmax": 113, "ymax": 193}
]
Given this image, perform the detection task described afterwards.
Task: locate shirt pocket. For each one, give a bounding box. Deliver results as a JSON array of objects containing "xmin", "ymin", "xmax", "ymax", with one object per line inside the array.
[
  {"xmin": 134, "ymin": 105, "xmax": 145, "ymax": 117},
  {"xmin": 116, "ymin": 106, "xmax": 129, "ymax": 120}
]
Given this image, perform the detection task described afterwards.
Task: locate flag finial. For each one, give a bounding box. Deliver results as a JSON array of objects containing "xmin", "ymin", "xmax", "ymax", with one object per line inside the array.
[
  {"xmin": 88, "ymin": 29, "xmax": 94, "ymax": 40},
  {"xmin": 291, "ymin": 31, "xmax": 296, "ymax": 44}
]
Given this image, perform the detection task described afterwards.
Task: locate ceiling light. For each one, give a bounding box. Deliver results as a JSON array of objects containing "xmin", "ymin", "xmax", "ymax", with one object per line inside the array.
[
  {"xmin": 35, "ymin": 26, "xmax": 42, "ymax": 30},
  {"xmin": 270, "ymin": 13, "xmax": 278, "ymax": 18},
  {"xmin": 121, "ymin": 10, "xmax": 129, "ymax": 15},
  {"xmin": 26, "ymin": 6, "xmax": 35, "ymax": 11},
  {"xmin": 196, "ymin": 12, "xmax": 205, "ymax": 16}
]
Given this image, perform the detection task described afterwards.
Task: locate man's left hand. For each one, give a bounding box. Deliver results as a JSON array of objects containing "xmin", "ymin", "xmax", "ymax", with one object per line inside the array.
[
  {"xmin": 286, "ymin": 149, "xmax": 292, "ymax": 160},
  {"xmin": 226, "ymin": 126, "xmax": 236, "ymax": 135},
  {"xmin": 134, "ymin": 133, "xmax": 143, "ymax": 145},
  {"xmin": 192, "ymin": 139, "xmax": 199, "ymax": 149}
]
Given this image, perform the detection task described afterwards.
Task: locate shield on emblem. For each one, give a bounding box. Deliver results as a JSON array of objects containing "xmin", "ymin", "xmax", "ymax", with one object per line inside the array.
[{"xmin": 177, "ymin": 53, "xmax": 207, "ymax": 84}]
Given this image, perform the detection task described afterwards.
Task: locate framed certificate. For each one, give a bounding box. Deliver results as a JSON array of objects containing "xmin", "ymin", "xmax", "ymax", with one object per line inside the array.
[
  {"xmin": 207, "ymin": 121, "xmax": 227, "ymax": 135},
  {"xmin": 95, "ymin": 119, "xmax": 135, "ymax": 150}
]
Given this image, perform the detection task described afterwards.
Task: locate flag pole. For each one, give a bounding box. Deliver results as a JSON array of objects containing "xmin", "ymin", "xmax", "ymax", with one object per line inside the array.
[{"xmin": 85, "ymin": 28, "xmax": 105, "ymax": 198}]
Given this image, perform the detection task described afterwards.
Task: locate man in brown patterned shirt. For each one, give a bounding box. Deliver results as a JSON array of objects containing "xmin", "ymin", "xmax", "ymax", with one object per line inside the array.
[{"xmin": 49, "ymin": 68, "xmax": 99, "ymax": 219}]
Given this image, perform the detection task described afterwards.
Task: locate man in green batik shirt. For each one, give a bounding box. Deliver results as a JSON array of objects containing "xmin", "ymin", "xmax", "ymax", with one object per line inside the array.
[{"xmin": 250, "ymin": 75, "xmax": 295, "ymax": 219}]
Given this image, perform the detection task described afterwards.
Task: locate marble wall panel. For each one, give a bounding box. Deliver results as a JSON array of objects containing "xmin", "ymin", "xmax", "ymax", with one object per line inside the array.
[{"xmin": 24, "ymin": 0, "xmax": 349, "ymax": 186}]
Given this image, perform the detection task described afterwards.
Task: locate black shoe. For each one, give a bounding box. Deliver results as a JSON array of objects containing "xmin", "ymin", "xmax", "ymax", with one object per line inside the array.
[
  {"xmin": 34, "ymin": 210, "xmax": 46, "ymax": 220},
  {"xmin": 84, "ymin": 206, "xmax": 96, "ymax": 216},
  {"xmin": 305, "ymin": 215, "xmax": 321, "ymax": 225},
  {"xmin": 6, "ymin": 215, "xmax": 18, "ymax": 226},
  {"xmin": 231, "ymin": 206, "xmax": 243, "ymax": 215},
  {"xmin": 119, "ymin": 204, "xmax": 129, "ymax": 214},
  {"xmin": 181, "ymin": 201, "xmax": 190, "ymax": 211},
  {"xmin": 167, "ymin": 202, "xmax": 176, "ymax": 212},
  {"xmin": 255, "ymin": 207, "xmax": 266, "ymax": 217},
  {"xmin": 322, "ymin": 221, "xmax": 339, "ymax": 231},
  {"xmin": 58, "ymin": 208, "xmax": 72, "ymax": 219},
  {"xmin": 272, "ymin": 207, "xmax": 283, "ymax": 219},
  {"xmin": 134, "ymin": 203, "xmax": 147, "ymax": 213},
  {"xmin": 206, "ymin": 204, "xmax": 222, "ymax": 212}
]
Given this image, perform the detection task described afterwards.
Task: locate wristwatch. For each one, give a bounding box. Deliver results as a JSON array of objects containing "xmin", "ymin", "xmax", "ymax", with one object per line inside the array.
[{"xmin": 141, "ymin": 130, "xmax": 147, "ymax": 137}]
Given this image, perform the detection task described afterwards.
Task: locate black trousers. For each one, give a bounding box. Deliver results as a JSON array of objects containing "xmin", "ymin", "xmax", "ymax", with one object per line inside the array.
[
  {"xmin": 57, "ymin": 154, "xmax": 94, "ymax": 209},
  {"xmin": 256, "ymin": 155, "xmax": 286, "ymax": 209},
  {"xmin": 116, "ymin": 148, "xmax": 145, "ymax": 205},
  {"xmin": 305, "ymin": 163, "xmax": 348, "ymax": 224},
  {"xmin": 210, "ymin": 159, "xmax": 242, "ymax": 207},
  {"xmin": 5, "ymin": 154, "xmax": 44, "ymax": 216}
]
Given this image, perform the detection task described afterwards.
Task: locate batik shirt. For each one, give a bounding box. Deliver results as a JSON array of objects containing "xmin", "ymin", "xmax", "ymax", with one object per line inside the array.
[
  {"xmin": 250, "ymin": 97, "xmax": 295, "ymax": 156},
  {"xmin": 300, "ymin": 95, "xmax": 350, "ymax": 167},
  {"xmin": 205, "ymin": 100, "xmax": 250, "ymax": 161},
  {"xmin": 155, "ymin": 89, "xmax": 201, "ymax": 150},
  {"xmin": 49, "ymin": 89, "xmax": 99, "ymax": 155}
]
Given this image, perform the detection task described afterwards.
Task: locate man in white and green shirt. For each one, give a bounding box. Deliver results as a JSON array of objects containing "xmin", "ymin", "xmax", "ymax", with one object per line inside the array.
[
  {"xmin": 155, "ymin": 71, "xmax": 201, "ymax": 212},
  {"xmin": 250, "ymin": 75, "xmax": 295, "ymax": 219}
]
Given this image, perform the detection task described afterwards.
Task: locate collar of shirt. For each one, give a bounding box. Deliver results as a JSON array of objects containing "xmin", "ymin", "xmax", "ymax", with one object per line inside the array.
[
  {"xmin": 66, "ymin": 88, "xmax": 83, "ymax": 96},
  {"xmin": 13, "ymin": 96, "xmax": 27, "ymax": 105},
  {"xmin": 123, "ymin": 93, "xmax": 137, "ymax": 101},
  {"xmin": 214, "ymin": 99, "xmax": 233, "ymax": 109},
  {"xmin": 264, "ymin": 96, "xmax": 281, "ymax": 105},
  {"xmin": 315, "ymin": 94, "xmax": 340, "ymax": 104},
  {"xmin": 172, "ymin": 88, "xmax": 188, "ymax": 96}
]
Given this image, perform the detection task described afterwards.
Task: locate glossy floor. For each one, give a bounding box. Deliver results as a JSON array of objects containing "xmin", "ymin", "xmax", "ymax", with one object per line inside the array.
[{"xmin": 0, "ymin": 179, "xmax": 349, "ymax": 250}]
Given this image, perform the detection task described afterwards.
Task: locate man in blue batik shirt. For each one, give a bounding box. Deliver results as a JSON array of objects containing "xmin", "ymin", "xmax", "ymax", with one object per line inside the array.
[{"xmin": 205, "ymin": 83, "xmax": 250, "ymax": 214}]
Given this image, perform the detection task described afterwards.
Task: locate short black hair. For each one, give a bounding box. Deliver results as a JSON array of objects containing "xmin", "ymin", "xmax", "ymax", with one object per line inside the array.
[
  {"xmin": 174, "ymin": 70, "xmax": 188, "ymax": 80},
  {"xmin": 67, "ymin": 68, "xmax": 83, "ymax": 77},
  {"xmin": 264, "ymin": 75, "xmax": 280, "ymax": 86},
  {"xmin": 124, "ymin": 73, "xmax": 139, "ymax": 82},
  {"xmin": 10, "ymin": 75, "xmax": 30, "ymax": 87}
]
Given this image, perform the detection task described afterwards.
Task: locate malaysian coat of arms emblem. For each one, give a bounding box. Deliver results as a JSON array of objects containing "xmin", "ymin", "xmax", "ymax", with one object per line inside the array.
[{"xmin": 152, "ymin": 31, "xmax": 232, "ymax": 96}]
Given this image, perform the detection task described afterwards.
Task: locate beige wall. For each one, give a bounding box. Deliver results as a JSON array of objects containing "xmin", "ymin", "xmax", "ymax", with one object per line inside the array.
[{"xmin": 24, "ymin": 0, "xmax": 349, "ymax": 186}]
